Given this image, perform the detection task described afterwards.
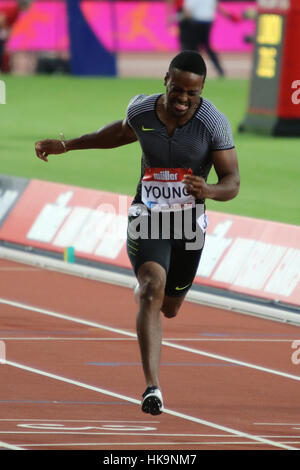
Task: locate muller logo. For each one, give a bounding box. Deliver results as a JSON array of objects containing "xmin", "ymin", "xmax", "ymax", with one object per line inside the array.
[{"xmin": 153, "ymin": 170, "xmax": 178, "ymax": 181}]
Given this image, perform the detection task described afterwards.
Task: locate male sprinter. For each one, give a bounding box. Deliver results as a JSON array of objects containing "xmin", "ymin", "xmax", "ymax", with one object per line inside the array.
[{"xmin": 35, "ymin": 51, "xmax": 240, "ymax": 415}]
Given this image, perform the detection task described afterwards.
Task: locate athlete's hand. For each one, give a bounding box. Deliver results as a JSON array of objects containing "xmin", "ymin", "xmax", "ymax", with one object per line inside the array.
[
  {"xmin": 35, "ymin": 139, "xmax": 66, "ymax": 162},
  {"xmin": 183, "ymin": 174, "xmax": 209, "ymax": 199}
]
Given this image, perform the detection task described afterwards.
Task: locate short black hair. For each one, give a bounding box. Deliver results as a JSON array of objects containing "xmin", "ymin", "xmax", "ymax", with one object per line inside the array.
[{"xmin": 168, "ymin": 51, "xmax": 207, "ymax": 79}]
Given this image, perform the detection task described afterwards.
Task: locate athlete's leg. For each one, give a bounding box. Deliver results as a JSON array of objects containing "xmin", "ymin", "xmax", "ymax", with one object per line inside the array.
[
  {"xmin": 201, "ymin": 22, "xmax": 225, "ymax": 76},
  {"xmin": 161, "ymin": 225, "xmax": 205, "ymax": 318},
  {"xmin": 161, "ymin": 294, "xmax": 185, "ymax": 318},
  {"xmin": 136, "ymin": 261, "xmax": 166, "ymax": 389},
  {"xmin": 179, "ymin": 19, "xmax": 198, "ymax": 50},
  {"xmin": 135, "ymin": 285, "xmax": 185, "ymax": 318}
]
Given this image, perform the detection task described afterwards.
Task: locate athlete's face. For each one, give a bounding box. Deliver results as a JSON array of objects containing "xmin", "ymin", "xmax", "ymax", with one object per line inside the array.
[{"xmin": 164, "ymin": 69, "xmax": 205, "ymax": 118}]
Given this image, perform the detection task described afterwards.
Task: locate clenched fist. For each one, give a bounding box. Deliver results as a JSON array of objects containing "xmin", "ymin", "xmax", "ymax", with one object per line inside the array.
[
  {"xmin": 183, "ymin": 174, "xmax": 210, "ymax": 199},
  {"xmin": 35, "ymin": 139, "xmax": 67, "ymax": 162}
]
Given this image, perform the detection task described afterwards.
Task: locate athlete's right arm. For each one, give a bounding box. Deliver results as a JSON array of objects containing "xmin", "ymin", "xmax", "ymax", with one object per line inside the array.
[{"xmin": 35, "ymin": 119, "xmax": 137, "ymax": 162}]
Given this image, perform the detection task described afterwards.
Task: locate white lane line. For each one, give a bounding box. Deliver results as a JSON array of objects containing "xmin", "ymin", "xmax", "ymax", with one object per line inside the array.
[
  {"xmin": 1, "ymin": 422, "xmax": 299, "ymax": 438},
  {"xmin": 0, "ymin": 297, "xmax": 136, "ymax": 337},
  {"xmin": 161, "ymin": 340, "xmax": 300, "ymax": 382},
  {"xmin": 1, "ymin": 297, "xmax": 300, "ymax": 383},
  {"xmin": 0, "ymin": 419, "xmax": 159, "ymax": 423},
  {"xmin": 11, "ymin": 441, "xmax": 300, "ymax": 448},
  {"xmin": 0, "ymin": 440, "xmax": 25, "ymax": 450},
  {"xmin": 254, "ymin": 423, "xmax": 300, "ymax": 426},
  {"xmin": 1, "ymin": 431, "xmax": 300, "ymax": 439},
  {"xmin": 4, "ymin": 359, "xmax": 299, "ymax": 451},
  {"xmin": 0, "ymin": 432, "xmax": 241, "ymax": 436},
  {"xmin": 0, "ymin": 337, "xmax": 137, "ymax": 341},
  {"xmin": 0, "ymin": 337, "xmax": 298, "ymax": 342}
]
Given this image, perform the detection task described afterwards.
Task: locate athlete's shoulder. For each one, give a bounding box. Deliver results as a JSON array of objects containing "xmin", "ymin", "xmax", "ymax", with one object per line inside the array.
[
  {"xmin": 126, "ymin": 93, "xmax": 160, "ymax": 121},
  {"xmin": 196, "ymin": 97, "xmax": 231, "ymax": 129},
  {"xmin": 196, "ymin": 98, "xmax": 234, "ymax": 149}
]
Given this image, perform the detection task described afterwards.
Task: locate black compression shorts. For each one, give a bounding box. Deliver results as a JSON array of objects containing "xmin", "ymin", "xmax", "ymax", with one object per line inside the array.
[{"xmin": 126, "ymin": 207, "xmax": 205, "ymax": 297}]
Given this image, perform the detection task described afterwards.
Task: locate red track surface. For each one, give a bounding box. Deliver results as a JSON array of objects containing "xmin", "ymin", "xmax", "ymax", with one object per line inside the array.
[{"xmin": 0, "ymin": 257, "xmax": 300, "ymax": 451}]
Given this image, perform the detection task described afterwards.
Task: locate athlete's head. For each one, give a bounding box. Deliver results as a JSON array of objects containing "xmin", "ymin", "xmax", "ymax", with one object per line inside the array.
[
  {"xmin": 168, "ymin": 51, "xmax": 207, "ymax": 80},
  {"xmin": 164, "ymin": 51, "xmax": 206, "ymax": 118}
]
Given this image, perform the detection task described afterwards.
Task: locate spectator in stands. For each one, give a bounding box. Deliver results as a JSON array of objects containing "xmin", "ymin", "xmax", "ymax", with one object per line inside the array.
[
  {"xmin": 0, "ymin": 0, "xmax": 31, "ymax": 72},
  {"xmin": 166, "ymin": 0, "xmax": 188, "ymax": 52},
  {"xmin": 168, "ymin": 0, "xmax": 241, "ymax": 77}
]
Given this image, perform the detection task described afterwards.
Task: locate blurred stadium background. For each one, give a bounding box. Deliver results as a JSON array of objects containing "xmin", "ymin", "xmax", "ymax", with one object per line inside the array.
[{"xmin": 0, "ymin": 0, "xmax": 299, "ymax": 225}]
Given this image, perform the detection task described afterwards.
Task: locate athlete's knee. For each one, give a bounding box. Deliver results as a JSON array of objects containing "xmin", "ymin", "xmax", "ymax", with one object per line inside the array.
[
  {"xmin": 139, "ymin": 276, "xmax": 165, "ymax": 305},
  {"xmin": 137, "ymin": 262, "xmax": 166, "ymax": 306}
]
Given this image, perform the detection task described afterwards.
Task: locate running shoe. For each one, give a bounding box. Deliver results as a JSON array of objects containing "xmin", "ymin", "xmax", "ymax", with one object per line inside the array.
[{"xmin": 141, "ymin": 386, "xmax": 163, "ymax": 415}]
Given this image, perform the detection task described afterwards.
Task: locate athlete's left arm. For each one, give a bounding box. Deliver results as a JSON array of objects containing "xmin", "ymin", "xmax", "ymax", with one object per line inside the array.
[{"xmin": 183, "ymin": 147, "xmax": 240, "ymax": 202}]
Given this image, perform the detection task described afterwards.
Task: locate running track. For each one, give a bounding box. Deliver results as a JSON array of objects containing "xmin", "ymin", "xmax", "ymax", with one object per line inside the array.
[{"xmin": 0, "ymin": 257, "xmax": 300, "ymax": 451}]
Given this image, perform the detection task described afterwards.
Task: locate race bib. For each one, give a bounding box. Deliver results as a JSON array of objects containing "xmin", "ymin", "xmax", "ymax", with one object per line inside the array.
[{"xmin": 142, "ymin": 168, "xmax": 195, "ymax": 211}]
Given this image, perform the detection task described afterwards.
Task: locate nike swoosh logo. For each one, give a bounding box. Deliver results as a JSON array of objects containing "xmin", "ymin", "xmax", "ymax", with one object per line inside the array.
[
  {"xmin": 175, "ymin": 283, "xmax": 191, "ymax": 291},
  {"xmin": 142, "ymin": 125, "xmax": 155, "ymax": 131}
]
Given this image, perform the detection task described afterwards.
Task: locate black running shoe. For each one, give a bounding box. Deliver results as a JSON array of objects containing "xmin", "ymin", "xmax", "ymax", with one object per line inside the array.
[{"xmin": 141, "ymin": 386, "xmax": 163, "ymax": 415}]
